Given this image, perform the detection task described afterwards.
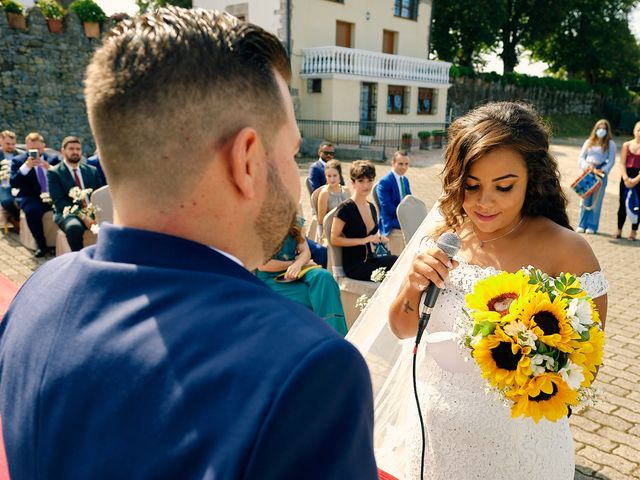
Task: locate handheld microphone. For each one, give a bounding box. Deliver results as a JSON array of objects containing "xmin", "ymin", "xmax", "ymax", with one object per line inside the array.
[{"xmin": 415, "ymin": 232, "xmax": 461, "ymax": 346}]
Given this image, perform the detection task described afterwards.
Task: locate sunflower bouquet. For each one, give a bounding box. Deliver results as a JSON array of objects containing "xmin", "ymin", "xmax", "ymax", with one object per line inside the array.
[{"xmin": 456, "ymin": 267, "xmax": 604, "ymax": 423}]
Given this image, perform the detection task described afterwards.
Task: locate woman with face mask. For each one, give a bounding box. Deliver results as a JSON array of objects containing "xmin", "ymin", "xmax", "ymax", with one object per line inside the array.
[{"xmin": 576, "ymin": 119, "xmax": 616, "ymax": 234}]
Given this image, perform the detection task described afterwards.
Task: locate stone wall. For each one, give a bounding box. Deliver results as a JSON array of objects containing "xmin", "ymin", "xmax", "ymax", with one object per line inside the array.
[
  {"xmin": 0, "ymin": 6, "xmax": 110, "ymax": 155},
  {"xmin": 447, "ymin": 76, "xmax": 606, "ymax": 120}
]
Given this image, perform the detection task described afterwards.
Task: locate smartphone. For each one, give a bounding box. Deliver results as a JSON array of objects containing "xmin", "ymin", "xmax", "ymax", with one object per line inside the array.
[{"xmin": 28, "ymin": 149, "xmax": 38, "ymax": 159}]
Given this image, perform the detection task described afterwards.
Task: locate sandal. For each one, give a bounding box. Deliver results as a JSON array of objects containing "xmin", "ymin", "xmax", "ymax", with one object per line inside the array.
[
  {"xmin": 614, "ymin": 229, "xmax": 622, "ymax": 239},
  {"xmin": 630, "ymin": 232, "xmax": 637, "ymax": 241}
]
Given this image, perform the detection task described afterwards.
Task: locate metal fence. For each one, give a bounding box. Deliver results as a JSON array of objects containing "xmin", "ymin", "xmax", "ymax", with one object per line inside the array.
[{"xmin": 297, "ymin": 119, "xmax": 449, "ymax": 155}]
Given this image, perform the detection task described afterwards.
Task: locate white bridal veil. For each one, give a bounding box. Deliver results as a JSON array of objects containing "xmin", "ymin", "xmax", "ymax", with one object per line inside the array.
[{"xmin": 346, "ymin": 201, "xmax": 448, "ymax": 476}]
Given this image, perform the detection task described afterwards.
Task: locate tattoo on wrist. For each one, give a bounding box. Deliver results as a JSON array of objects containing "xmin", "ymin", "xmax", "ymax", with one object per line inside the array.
[{"xmin": 402, "ymin": 301, "xmax": 415, "ymax": 313}]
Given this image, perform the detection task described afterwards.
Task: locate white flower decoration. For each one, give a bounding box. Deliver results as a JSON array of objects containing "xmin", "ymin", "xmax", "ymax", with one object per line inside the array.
[
  {"xmin": 559, "ymin": 360, "xmax": 585, "ymax": 390},
  {"xmin": 566, "ymin": 298, "xmax": 593, "ymax": 334}
]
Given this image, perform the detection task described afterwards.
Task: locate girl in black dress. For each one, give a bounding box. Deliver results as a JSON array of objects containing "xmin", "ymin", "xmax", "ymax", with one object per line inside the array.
[{"xmin": 331, "ymin": 160, "xmax": 397, "ymax": 280}]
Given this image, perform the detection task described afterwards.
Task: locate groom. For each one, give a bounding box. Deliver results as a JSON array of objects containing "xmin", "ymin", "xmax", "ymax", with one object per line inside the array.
[{"xmin": 0, "ymin": 8, "xmax": 377, "ymax": 479}]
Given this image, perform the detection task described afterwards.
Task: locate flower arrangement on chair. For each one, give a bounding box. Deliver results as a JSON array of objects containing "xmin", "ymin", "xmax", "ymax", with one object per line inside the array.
[{"xmin": 64, "ymin": 186, "xmax": 100, "ymax": 233}]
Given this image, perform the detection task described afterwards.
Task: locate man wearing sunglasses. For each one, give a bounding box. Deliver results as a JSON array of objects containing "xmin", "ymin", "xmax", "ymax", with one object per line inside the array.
[{"xmin": 308, "ymin": 142, "xmax": 336, "ymax": 192}]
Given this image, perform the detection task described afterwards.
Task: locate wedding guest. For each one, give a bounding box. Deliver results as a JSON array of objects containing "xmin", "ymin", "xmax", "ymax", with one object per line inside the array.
[
  {"xmin": 0, "ymin": 130, "xmax": 20, "ymax": 231},
  {"xmin": 616, "ymin": 120, "xmax": 640, "ymax": 240},
  {"xmin": 87, "ymin": 152, "xmax": 107, "ymax": 185},
  {"xmin": 257, "ymin": 217, "xmax": 347, "ymax": 336},
  {"xmin": 576, "ymin": 119, "xmax": 616, "ymax": 234},
  {"xmin": 376, "ymin": 150, "xmax": 412, "ymax": 236},
  {"xmin": 10, "ymin": 132, "xmax": 60, "ymax": 257},
  {"xmin": 308, "ymin": 142, "xmax": 335, "ymax": 191},
  {"xmin": 0, "ymin": 9, "xmax": 377, "ymax": 479},
  {"xmin": 316, "ymin": 159, "xmax": 349, "ymax": 231},
  {"xmin": 48, "ymin": 137, "xmax": 104, "ymax": 251},
  {"xmin": 331, "ymin": 160, "xmax": 397, "ymax": 281}
]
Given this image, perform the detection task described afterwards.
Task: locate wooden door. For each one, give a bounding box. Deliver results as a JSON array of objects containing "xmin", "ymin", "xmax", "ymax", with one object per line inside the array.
[{"xmin": 336, "ymin": 21, "xmax": 353, "ymax": 48}]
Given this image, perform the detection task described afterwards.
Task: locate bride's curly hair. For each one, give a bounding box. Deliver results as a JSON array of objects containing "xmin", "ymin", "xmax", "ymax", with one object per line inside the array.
[{"xmin": 438, "ymin": 102, "xmax": 571, "ymax": 234}]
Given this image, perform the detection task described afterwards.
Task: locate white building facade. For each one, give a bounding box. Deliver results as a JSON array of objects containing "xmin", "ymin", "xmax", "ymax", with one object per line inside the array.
[{"xmin": 194, "ymin": 0, "xmax": 451, "ymax": 135}]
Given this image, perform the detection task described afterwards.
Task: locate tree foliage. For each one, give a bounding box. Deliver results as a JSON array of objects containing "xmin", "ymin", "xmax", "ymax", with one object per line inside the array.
[
  {"xmin": 498, "ymin": 0, "xmax": 576, "ymax": 73},
  {"xmin": 529, "ymin": 0, "xmax": 640, "ymax": 86},
  {"xmin": 430, "ymin": 0, "xmax": 502, "ymax": 67},
  {"xmin": 430, "ymin": 0, "xmax": 640, "ymax": 87},
  {"xmin": 136, "ymin": 0, "xmax": 191, "ymax": 13}
]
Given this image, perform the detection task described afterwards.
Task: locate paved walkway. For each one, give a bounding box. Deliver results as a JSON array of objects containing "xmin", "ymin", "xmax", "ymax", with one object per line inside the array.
[{"xmin": 1, "ymin": 140, "xmax": 638, "ymax": 479}]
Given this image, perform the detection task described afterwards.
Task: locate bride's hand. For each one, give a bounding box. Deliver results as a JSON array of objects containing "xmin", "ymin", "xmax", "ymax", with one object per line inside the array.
[{"xmin": 408, "ymin": 248, "xmax": 459, "ymax": 292}]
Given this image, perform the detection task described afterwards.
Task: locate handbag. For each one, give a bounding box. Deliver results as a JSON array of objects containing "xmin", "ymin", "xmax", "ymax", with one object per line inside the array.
[
  {"xmin": 570, "ymin": 167, "xmax": 602, "ymax": 199},
  {"xmin": 370, "ymin": 241, "xmax": 391, "ymax": 259}
]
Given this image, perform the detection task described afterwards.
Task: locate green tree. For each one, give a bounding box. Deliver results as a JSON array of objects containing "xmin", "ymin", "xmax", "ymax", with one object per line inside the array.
[
  {"xmin": 136, "ymin": 0, "xmax": 191, "ymax": 13},
  {"xmin": 498, "ymin": 0, "xmax": 576, "ymax": 73},
  {"xmin": 530, "ymin": 0, "xmax": 640, "ymax": 86},
  {"xmin": 430, "ymin": 0, "xmax": 502, "ymax": 67}
]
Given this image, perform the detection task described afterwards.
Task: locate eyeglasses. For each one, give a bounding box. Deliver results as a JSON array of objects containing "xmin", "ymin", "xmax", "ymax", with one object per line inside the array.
[{"xmin": 322, "ymin": 151, "xmax": 335, "ymax": 156}]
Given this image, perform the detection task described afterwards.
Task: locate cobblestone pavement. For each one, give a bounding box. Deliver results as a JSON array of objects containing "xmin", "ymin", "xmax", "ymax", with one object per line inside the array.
[{"xmin": 1, "ymin": 140, "xmax": 638, "ymax": 478}]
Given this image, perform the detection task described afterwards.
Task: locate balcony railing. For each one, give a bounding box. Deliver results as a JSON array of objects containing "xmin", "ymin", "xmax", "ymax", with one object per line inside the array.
[{"xmin": 300, "ymin": 46, "xmax": 451, "ymax": 85}]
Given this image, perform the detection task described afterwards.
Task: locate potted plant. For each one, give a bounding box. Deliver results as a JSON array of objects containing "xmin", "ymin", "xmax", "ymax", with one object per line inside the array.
[
  {"xmin": 400, "ymin": 132, "xmax": 412, "ymax": 151},
  {"xmin": 431, "ymin": 130, "xmax": 445, "ymax": 148},
  {"xmin": 359, "ymin": 127, "xmax": 373, "ymax": 147},
  {"xmin": 37, "ymin": 0, "xmax": 65, "ymax": 33},
  {"xmin": 69, "ymin": 0, "xmax": 106, "ymax": 38},
  {"xmin": 3, "ymin": 0, "xmax": 26, "ymax": 30},
  {"xmin": 417, "ymin": 130, "xmax": 431, "ymax": 150}
]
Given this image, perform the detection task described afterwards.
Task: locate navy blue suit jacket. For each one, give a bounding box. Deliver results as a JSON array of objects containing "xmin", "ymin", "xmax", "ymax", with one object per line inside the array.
[
  {"xmin": 87, "ymin": 155, "xmax": 107, "ymax": 185},
  {"xmin": 10, "ymin": 152, "xmax": 60, "ymax": 202},
  {"xmin": 308, "ymin": 159, "xmax": 326, "ymax": 192},
  {"xmin": 376, "ymin": 171, "xmax": 411, "ymax": 235},
  {"xmin": 0, "ymin": 224, "xmax": 377, "ymax": 479}
]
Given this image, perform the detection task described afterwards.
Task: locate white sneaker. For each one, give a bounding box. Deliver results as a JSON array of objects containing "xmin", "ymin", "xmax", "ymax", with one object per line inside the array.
[
  {"xmin": 576, "ymin": 227, "xmax": 585, "ymax": 233},
  {"xmin": 585, "ymin": 228, "xmax": 595, "ymax": 234}
]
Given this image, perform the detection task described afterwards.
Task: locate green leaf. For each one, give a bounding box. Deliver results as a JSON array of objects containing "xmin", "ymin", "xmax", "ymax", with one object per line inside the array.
[
  {"xmin": 473, "ymin": 321, "xmax": 497, "ymax": 337},
  {"xmin": 580, "ymin": 330, "xmax": 590, "ymax": 341},
  {"xmin": 556, "ymin": 353, "xmax": 568, "ymax": 371},
  {"xmin": 565, "ymin": 288, "xmax": 582, "ymax": 295}
]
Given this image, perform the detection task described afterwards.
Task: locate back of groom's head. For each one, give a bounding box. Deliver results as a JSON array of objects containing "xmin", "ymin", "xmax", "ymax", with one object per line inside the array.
[{"xmin": 84, "ymin": 7, "xmax": 291, "ymax": 205}]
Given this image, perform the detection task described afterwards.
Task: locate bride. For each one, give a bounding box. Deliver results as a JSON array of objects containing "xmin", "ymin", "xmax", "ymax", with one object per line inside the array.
[{"xmin": 347, "ymin": 102, "xmax": 608, "ymax": 479}]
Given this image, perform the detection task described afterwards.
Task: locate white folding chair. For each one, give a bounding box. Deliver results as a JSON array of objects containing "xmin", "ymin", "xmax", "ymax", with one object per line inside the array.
[
  {"xmin": 397, "ymin": 194, "xmax": 428, "ymax": 245},
  {"xmin": 91, "ymin": 185, "xmax": 113, "ymax": 224}
]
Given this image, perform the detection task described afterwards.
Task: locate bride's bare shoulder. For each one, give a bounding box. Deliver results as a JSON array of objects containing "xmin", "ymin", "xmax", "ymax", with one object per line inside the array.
[{"xmin": 529, "ymin": 217, "xmax": 601, "ymax": 275}]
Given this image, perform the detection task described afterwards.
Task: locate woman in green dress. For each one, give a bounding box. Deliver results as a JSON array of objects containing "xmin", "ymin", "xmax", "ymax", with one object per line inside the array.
[{"xmin": 257, "ymin": 218, "xmax": 348, "ymax": 336}]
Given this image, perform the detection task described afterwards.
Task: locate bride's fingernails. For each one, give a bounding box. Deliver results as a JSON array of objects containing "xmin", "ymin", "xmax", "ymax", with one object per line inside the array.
[{"xmin": 447, "ymin": 260, "xmax": 453, "ymax": 268}]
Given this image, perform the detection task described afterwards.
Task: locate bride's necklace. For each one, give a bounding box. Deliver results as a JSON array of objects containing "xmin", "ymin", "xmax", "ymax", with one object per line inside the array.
[{"xmin": 473, "ymin": 216, "xmax": 526, "ymax": 248}]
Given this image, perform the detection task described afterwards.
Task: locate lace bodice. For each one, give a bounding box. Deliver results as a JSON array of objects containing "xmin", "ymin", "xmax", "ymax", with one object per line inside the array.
[{"xmin": 400, "ymin": 242, "xmax": 608, "ymax": 479}]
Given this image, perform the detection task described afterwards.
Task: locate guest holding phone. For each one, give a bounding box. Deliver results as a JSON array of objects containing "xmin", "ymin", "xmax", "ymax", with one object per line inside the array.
[{"xmin": 10, "ymin": 132, "xmax": 60, "ymax": 257}]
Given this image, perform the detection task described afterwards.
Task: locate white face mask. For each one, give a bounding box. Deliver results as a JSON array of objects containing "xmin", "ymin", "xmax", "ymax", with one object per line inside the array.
[{"xmin": 596, "ymin": 128, "xmax": 607, "ymax": 139}]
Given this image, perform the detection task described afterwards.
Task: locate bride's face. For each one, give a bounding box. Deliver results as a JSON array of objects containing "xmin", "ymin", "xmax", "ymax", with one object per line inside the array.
[{"xmin": 462, "ymin": 147, "xmax": 528, "ymax": 235}]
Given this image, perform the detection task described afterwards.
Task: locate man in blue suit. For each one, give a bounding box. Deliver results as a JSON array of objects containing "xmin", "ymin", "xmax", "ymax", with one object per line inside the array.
[
  {"xmin": 376, "ymin": 150, "xmax": 412, "ymax": 238},
  {"xmin": 48, "ymin": 136, "xmax": 104, "ymax": 251},
  {"xmin": 10, "ymin": 132, "xmax": 60, "ymax": 257},
  {"xmin": 308, "ymin": 142, "xmax": 335, "ymax": 191},
  {"xmin": 86, "ymin": 152, "xmax": 107, "ymax": 185},
  {"xmin": 0, "ymin": 9, "xmax": 377, "ymax": 480}
]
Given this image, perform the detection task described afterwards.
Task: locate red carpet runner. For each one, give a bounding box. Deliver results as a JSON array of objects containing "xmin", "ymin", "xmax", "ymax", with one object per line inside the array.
[{"xmin": 0, "ymin": 274, "xmax": 18, "ymax": 320}]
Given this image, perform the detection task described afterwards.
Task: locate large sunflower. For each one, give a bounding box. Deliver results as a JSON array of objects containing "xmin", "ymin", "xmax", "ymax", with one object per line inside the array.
[
  {"xmin": 569, "ymin": 325, "xmax": 605, "ymax": 387},
  {"xmin": 508, "ymin": 373, "xmax": 578, "ymax": 423},
  {"xmin": 513, "ymin": 291, "xmax": 578, "ymax": 353},
  {"xmin": 466, "ymin": 271, "xmax": 536, "ymax": 322},
  {"xmin": 472, "ymin": 326, "xmax": 532, "ymax": 388}
]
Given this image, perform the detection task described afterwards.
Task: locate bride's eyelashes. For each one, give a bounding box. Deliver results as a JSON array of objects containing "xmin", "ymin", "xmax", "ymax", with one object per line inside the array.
[{"xmin": 463, "ymin": 184, "xmax": 515, "ymax": 192}]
